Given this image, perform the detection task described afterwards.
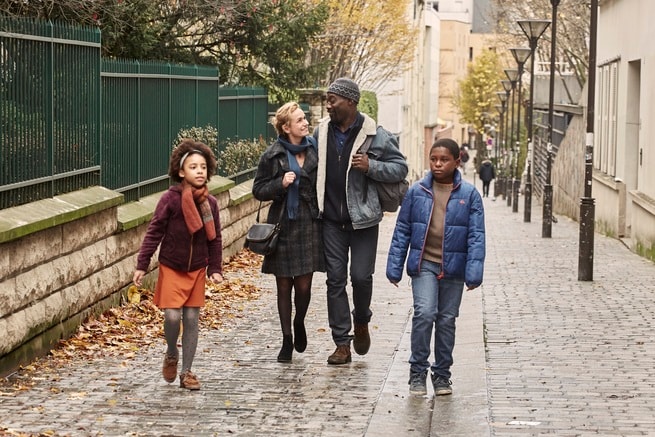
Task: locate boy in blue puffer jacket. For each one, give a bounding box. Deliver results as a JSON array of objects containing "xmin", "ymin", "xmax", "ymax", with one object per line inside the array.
[{"xmin": 386, "ymin": 138, "xmax": 485, "ymax": 396}]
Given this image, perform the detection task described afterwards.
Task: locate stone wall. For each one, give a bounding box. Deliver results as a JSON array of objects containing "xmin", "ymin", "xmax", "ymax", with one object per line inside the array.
[
  {"xmin": 551, "ymin": 109, "xmax": 586, "ymax": 221},
  {"xmin": 0, "ymin": 178, "xmax": 264, "ymax": 376}
]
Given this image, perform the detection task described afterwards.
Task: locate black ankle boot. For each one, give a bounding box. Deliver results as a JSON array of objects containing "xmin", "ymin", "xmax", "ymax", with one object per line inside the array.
[
  {"xmin": 294, "ymin": 318, "xmax": 307, "ymax": 353},
  {"xmin": 277, "ymin": 334, "xmax": 293, "ymax": 362}
]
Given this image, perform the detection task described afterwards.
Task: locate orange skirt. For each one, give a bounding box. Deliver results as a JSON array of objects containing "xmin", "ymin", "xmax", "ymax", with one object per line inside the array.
[{"xmin": 153, "ymin": 264, "xmax": 206, "ymax": 309}]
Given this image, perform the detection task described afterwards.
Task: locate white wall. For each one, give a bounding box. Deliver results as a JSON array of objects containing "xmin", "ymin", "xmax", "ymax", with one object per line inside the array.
[
  {"xmin": 595, "ymin": 0, "xmax": 655, "ymax": 253},
  {"xmin": 377, "ymin": 2, "xmax": 442, "ymax": 181}
]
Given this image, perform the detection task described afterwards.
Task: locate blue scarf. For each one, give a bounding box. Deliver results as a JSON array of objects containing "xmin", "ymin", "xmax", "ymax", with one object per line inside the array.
[{"xmin": 279, "ymin": 136, "xmax": 313, "ymax": 220}]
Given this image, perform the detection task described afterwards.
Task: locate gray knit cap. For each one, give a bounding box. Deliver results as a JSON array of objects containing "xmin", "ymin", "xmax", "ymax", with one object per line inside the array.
[{"xmin": 327, "ymin": 78, "xmax": 360, "ymax": 103}]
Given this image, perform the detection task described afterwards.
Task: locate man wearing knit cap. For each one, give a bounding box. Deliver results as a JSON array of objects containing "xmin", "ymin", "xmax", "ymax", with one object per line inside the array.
[
  {"xmin": 326, "ymin": 78, "xmax": 361, "ymax": 103},
  {"xmin": 314, "ymin": 78, "xmax": 408, "ymax": 365}
]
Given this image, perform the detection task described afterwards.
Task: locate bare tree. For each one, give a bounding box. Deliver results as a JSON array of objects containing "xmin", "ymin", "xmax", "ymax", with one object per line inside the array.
[
  {"xmin": 491, "ymin": 0, "xmax": 590, "ymax": 90},
  {"xmin": 307, "ymin": 0, "xmax": 418, "ymax": 92}
]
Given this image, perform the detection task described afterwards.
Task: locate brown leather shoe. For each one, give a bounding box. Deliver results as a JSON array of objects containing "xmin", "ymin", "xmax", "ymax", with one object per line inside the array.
[
  {"xmin": 162, "ymin": 354, "xmax": 178, "ymax": 383},
  {"xmin": 179, "ymin": 370, "xmax": 201, "ymax": 390},
  {"xmin": 327, "ymin": 345, "xmax": 352, "ymax": 365},
  {"xmin": 353, "ymin": 323, "xmax": 370, "ymax": 355}
]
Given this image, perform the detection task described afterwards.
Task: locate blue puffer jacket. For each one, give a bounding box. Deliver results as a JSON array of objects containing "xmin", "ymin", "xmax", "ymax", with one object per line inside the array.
[{"xmin": 386, "ymin": 169, "xmax": 485, "ymax": 287}]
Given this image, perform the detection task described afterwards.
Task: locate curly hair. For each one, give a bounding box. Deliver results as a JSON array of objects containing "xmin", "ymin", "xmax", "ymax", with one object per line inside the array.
[
  {"xmin": 271, "ymin": 101, "xmax": 301, "ymax": 137},
  {"xmin": 169, "ymin": 138, "xmax": 218, "ymax": 183}
]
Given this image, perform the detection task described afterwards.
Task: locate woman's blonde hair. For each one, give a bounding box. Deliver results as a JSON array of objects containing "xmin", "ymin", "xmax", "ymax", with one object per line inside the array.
[{"xmin": 271, "ymin": 101, "xmax": 301, "ymax": 137}]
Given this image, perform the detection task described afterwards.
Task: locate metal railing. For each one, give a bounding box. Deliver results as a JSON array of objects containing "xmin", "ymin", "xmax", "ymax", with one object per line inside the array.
[
  {"xmin": 0, "ymin": 16, "xmax": 102, "ymax": 209},
  {"xmin": 1, "ymin": 15, "xmax": 269, "ymax": 208}
]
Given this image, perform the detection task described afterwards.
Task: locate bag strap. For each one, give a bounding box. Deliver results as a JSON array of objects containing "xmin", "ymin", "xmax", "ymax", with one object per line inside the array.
[
  {"xmin": 256, "ymin": 197, "xmax": 287, "ymax": 224},
  {"xmin": 357, "ymin": 136, "xmax": 374, "ymax": 204},
  {"xmin": 358, "ymin": 135, "xmax": 374, "ymax": 154}
]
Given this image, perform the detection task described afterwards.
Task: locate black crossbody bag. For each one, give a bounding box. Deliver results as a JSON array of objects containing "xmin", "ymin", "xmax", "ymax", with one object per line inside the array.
[{"xmin": 245, "ymin": 199, "xmax": 286, "ymax": 256}]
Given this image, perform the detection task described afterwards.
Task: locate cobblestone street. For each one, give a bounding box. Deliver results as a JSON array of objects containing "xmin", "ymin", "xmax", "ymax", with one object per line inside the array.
[{"xmin": 2, "ymin": 174, "xmax": 655, "ymax": 436}]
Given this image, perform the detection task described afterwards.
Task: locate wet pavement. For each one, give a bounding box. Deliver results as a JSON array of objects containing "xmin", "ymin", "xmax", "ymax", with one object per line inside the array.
[{"xmin": 2, "ymin": 173, "xmax": 655, "ymax": 436}]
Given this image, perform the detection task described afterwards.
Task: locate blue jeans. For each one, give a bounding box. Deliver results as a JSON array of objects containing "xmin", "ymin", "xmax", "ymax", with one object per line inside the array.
[
  {"xmin": 410, "ymin": 260, "xmax": 464, "ymax": 379},
  {"xmin": 323, "ymin": 221, "xmax": 378, "ymax": 345}
]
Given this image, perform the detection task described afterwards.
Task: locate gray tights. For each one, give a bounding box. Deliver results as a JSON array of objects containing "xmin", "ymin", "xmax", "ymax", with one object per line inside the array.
[{"xmin": 164, "ymin": 307, "xmax": 200, "ymax": 372}]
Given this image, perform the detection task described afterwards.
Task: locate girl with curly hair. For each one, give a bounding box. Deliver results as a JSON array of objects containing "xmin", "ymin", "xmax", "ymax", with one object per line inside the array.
[{"xmin": 133, "ymin": 139, "xmax": 223, "ymax": 390}]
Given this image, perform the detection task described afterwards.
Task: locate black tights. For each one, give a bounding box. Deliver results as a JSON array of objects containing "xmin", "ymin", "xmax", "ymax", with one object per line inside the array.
[{"xmin": 275, "ymin": 273, "xmax": 313, "ymax": 335}]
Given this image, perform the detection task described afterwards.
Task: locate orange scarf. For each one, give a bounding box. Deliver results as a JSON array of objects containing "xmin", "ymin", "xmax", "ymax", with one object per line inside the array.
[{"xmin": 181, "ymin": 182, "xmax": 217, "ymax": 241}]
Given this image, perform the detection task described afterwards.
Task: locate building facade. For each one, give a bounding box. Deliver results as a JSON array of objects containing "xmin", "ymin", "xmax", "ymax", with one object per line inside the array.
[{"xmin": 592, "ymin": 0, "xmax": 655, "ymax": 258}]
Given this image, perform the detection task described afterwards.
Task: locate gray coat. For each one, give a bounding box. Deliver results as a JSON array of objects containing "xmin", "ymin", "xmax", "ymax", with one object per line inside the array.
[{"xmin": 315, "ymin": 113, "xmax": 408, "ymax": 229}]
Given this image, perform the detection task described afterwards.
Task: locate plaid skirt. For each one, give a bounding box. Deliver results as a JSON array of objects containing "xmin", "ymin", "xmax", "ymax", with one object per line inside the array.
[
  {"xmin": 262, "ymin": 201, "xmax": 325, "ymax": 277},
  {"xmin": 153, "ymin": 264, "xmax": 206, "ymax": 309}
]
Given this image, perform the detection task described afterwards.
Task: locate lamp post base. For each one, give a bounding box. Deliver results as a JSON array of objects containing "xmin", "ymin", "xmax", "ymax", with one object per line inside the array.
[
  {"xmin": 506, "ymin": 179, "xmax": 513, "ymax": 207},
  {"xmin": 500, "ymin": 177, "xmax": 507, "ymax": 200},
  {"xmin": 512, "ymin": 179, "xmax": 520, "ymax": 213},
  {"xmin": 578, "ymin": 197, "xmax": 595, "ymax": 281},
  {"xmin": 542, "ymin": 184, "xmax": 553, "ymax": 238},
  {"xmin": 523, "ymin": 181, "xmax": 532, "ymax": 222}
]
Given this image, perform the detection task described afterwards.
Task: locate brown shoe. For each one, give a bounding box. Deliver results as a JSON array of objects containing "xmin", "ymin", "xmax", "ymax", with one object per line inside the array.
[
  {"xmin": 162, "ymin": 354, "xmax": 178, "ymax": 383},
  {"xmin": 327, "ymin": 345, "xmax": 352, "ymax": 365},
  {"xmin": 353, "ymin": 323, "xmax": 370, "ymax": 355},
  {"xmin": 179, "ymin": 370, "xmax": 201, "ymax": 390}
]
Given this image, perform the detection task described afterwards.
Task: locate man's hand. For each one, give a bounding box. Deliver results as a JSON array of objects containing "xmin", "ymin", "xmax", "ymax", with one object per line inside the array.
[{"xmin": 351, "ymin": 153, "xmax": 369, "ymax": 173}]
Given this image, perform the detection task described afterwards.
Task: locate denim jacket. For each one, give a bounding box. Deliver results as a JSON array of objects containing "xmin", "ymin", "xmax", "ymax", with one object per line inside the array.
[
  {"xmin": 315, "ymin": 113, "xmax": 408, "ymax": 229},
  {"xmin": 386, "ymin": 170, "xmax": 485, "ymax": 287}
]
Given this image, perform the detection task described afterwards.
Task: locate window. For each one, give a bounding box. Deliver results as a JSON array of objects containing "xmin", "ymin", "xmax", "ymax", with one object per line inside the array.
[{"xmin": 595, "ymin": 60, "xmax": 618, "ymax": 176}]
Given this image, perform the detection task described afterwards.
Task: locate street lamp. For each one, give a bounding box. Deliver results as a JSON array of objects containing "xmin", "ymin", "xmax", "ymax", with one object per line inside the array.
[
  {"xmin": 543, "ymin": 0, "xmax": 561, "ymax": 238},
  {"xmin": 496, "ymin": 91, "xmax": 508, "ymax": 199},
  {"xmin": 494, "ymin": 101, "xmax": 505, "ymax": 198},
  {"xmin": 500, "ymin": 79, "xmax": 512, "ymax": 201},
  {"xmin": 504, "ymin": 69, "xmax": 519, "ymax": 208},
  {"xmin": 579, "ymin": 0, "xmax": 598, "ymax": 281},
  {"xmin": 509, "ymin": 47, "xmax": 531, "ymax": 213},
  {"xmin": 518, "ymin": 19, "xmax": 550, "ymax": 223}
]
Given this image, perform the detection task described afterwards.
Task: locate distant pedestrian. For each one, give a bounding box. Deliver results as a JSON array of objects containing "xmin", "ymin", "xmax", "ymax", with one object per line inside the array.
[
  {"xmin": 459, "ymin": 144, "xmax": 470, "ymax": 174},
  {"xmin": 133, "ymin": 139, "xmax": 224, "ymax": 390},
  {"xmin": 478, "ymin": 157, "xmax": 496, "ymax": 198},
  {"xmin": 314, "ymin": 78, "xmax": 409, "ymax": 365},
  {"xmin": 386, "ymin": 138, "xmax": 485, "ymax": 396},
  {"xmin": 252, "ymin": 101, "xmax": 325, "ymax": 363}
]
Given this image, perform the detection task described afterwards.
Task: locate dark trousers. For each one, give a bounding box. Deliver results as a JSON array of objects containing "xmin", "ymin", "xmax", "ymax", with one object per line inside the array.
[
  {"xmin": 482, "ymin": 181, "xmax": 491, "ymax": 197},
  {"xmin": 323, "ymin": 221, "xmax": 379, "ymax": 345}
]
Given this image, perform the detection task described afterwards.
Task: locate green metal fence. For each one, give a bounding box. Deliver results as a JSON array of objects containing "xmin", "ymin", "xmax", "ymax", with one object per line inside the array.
[
  {"xmin": 0, "ymin": 16, "xmax": 101, "ymax": 209},
  {"xmin": 101, "ymin": 60, "xmax": 222, "ymax": 202},
  {"xmin": 219, "ymin": 87, "xmax": 269, "ymax": 147},
  {"xmin": 0, "ymin": 15, "xmax": 269, "ymax": 209}
]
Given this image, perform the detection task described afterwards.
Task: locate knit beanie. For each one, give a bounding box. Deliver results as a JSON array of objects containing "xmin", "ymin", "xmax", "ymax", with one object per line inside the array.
[{"xmin": 327, "ymin": 78, "xmax": 360, "ymax": 103}]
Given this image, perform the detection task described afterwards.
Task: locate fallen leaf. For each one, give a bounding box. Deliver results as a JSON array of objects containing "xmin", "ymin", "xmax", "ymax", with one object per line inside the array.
[{"xmin": 127, "ymin": 285, "xmax": 141, "ymax": 304}]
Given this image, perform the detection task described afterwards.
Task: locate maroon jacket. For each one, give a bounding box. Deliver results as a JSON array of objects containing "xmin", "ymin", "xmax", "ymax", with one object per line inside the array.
[{"xmin": 136, "ymin": 185, "xmax": 222, "ymax": 276}]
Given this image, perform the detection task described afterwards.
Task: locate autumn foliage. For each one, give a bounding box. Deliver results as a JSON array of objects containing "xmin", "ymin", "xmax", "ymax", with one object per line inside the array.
[{"xmin": 1, "ymin": 250, "xmax": 265, "ymax": 394}]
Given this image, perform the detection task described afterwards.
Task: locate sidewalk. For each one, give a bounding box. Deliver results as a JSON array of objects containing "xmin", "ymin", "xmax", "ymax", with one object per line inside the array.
[
  {"xmin": 479, "ymin": 184, "xmax": 655, "ymax": 435},
  {"xmin": 2, "ymin": 175, "xmax": 655, "ymax": 436}
]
